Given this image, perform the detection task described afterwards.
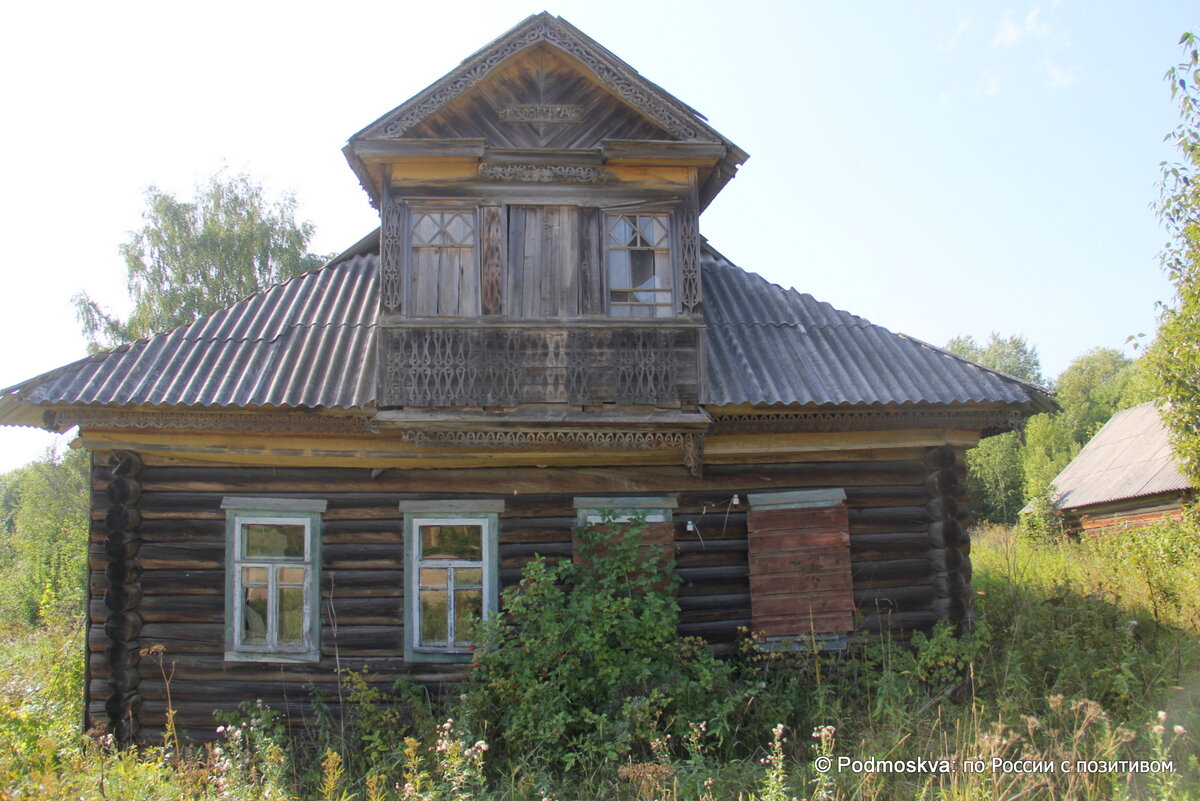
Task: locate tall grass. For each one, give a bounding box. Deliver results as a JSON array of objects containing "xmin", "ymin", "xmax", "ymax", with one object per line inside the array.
[{"xmin": 1, "ymin": 518, "xmax": 1198, "ymax": 800}]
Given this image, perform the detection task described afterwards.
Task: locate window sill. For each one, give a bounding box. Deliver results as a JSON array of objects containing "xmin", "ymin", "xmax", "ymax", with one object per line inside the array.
[{"xmin": 224, "ymin": 649, "xmax": 321, "ymax": 664}]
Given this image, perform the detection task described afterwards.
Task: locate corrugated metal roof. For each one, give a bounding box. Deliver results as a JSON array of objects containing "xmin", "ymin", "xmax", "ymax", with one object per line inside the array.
[
  {"xmin": 702, "ymin": 253, "xmax": 1054, "ymax": 410},
  {"xmin": 0, "ymin": 243, "xmax": 1052, "ymax": 426},
  {"xmin": 0, "ymin": 255, "xmax": 377, "ymax": 425},
  {"xmin": 1050, "ymin": 402, "xmax": 1192, "ymax": 509}
]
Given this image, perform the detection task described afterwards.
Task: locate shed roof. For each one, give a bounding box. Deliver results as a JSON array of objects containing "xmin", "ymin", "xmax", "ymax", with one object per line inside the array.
[
  {"xmin": 0, "ymin": 242, "xmax": 1053, "ymax": 428},
  {"xmin": 1048, "ymin": 401, "xmax": 1192, "ymax": 510}
]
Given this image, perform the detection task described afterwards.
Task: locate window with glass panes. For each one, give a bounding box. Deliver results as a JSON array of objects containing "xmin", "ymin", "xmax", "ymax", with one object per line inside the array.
[
  {"xmin": 402, "ymin": 508, "xmax": 499, "ymax": 662},
  {"xmin": 606, "ymin": 213, "xmax": 673, "ymax": 317},
  {"xmin": 221, "ymin": 499, "xmax": 324, "ymax": 663}
]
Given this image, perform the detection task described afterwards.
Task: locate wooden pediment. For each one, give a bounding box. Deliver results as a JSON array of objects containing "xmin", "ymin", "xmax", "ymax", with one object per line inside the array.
[
  {"xmin": 352, "ymin": 14, "xmax": 722, "ymax": 146},
  {"xmin": 399, "ymin": 44, "xmax": 681, "ymax": 150}
]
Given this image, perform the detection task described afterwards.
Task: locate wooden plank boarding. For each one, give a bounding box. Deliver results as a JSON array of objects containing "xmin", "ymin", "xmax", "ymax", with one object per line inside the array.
[{"xmin": 747, "ymin": 499, "xmax": 854, "ymax": 637}]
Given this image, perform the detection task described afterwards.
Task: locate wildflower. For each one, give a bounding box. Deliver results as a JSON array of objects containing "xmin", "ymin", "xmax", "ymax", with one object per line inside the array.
[
  {"xmin": 1175, "ymin": 725, "xmax": 1188, "ymax": 735},
  {"xmin": 1154, "ymin": 725, "xmax": 1166, "ymax": 735},
  {"xmin": 1158, "ymin": 710, "xmax": 1168, "ymax": 723}
]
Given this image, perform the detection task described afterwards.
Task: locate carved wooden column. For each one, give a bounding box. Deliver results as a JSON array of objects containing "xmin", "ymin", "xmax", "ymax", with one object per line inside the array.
[{"xmin": 102, "ymin": 450, "xmax": 144, "ymax": 746}]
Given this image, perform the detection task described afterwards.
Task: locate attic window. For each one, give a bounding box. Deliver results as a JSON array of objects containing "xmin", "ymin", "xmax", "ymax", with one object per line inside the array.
[
  {"xmin": 410, "ymin": 207, "xmax": 479, "ymax": 316},
  {"xmin": 606, "ymin": 213, "xmax": 673, "ymax": 317}
]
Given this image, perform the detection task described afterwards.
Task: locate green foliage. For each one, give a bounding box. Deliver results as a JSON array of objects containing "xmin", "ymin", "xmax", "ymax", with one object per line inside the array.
[
  {"xmin": 0, "ymin": 447, "xmax": 89, "ymax": 628},
  {"xmin": 1054, "ymin": 347, "xmax": 1135, "ymax": 443},
  {"xmin": 1153, "ymin": 31, "xmax": 1200, "ymax": 484},
  {"xmin": 964, "ymin": 431, "xmax": 1024, "ymax": 524},
  {"xmin": 464, "ymin": 514, "xmax": 734, "ymax": 774},
  {"xmin": 944, "ymin": 332, "xmax": 1046, "ymax": 385},
  {"xmin": 73, "ymin": 171, "xmax": 328, "ymax": 351},
  {"xmin": 1020, "ymin": 412, "xmax": 1079, "ymax": 509}
]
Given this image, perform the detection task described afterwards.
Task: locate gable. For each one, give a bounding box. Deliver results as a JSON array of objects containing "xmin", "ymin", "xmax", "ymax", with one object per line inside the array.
[
  {"xmin": 400, "ymin": 43, "xmax": 682, "ymax": 150},
  {"xmin": 353, "ymin": 14, "xmax": 720, "ymax": 145}
]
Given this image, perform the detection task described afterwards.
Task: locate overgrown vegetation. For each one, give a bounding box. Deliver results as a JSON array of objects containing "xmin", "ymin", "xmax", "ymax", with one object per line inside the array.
[
  {"xmin": 3, "ymin": 508, "xmax": 1200, "ymax": 799},
  {"xmin": 944, "ymin": 335, "xmax": 1156, "ymax": 528}
]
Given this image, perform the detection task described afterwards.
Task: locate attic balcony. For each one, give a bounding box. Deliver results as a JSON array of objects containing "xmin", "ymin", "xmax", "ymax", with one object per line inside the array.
[{"xmin": 374, "ymin": 319, "xmax": 705, "ymax": 421}]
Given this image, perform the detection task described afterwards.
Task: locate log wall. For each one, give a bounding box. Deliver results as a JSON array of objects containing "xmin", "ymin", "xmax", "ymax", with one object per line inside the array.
[{"xmin": 86, "ymin": 444, "xmax": 970, "ymax": 743}]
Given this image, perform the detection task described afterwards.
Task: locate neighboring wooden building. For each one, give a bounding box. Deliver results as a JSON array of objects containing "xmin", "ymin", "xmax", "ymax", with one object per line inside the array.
[
  {"xmin": 1044, "ymin": 401, "xmax": 1194, "ymax": 534},
  {"xmin": 0, "ymin": 14, "xmax": 1053, "ymax": 745}
]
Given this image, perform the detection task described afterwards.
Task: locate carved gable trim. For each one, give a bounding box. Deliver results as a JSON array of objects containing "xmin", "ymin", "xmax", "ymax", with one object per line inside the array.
[
  {"xmin": 478, "ymin": 163, "xmax": 606, "ymax": 183},
  {"xmin": 356, "ymin": 14, "xmax": 718, "ymax": 144}
]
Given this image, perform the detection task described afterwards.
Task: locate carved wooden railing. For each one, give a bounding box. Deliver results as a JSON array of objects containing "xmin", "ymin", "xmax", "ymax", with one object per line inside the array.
[{"xmin": 378, "ymin": 324, "xmax": 701, "ymax": 408}]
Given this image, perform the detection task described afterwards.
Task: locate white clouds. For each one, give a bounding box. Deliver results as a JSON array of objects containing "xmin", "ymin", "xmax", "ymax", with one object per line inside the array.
[
  {"xmin": 984, "ymin": 71, "xmax": 1003, "ymax": 96},
  {"xmin": 1044, "ymin": 59, "xmax": 1077, "ymax": 88},
  {"xmin": 994, "ymin": 7, "xmax": 1050, "ymax": 48}
]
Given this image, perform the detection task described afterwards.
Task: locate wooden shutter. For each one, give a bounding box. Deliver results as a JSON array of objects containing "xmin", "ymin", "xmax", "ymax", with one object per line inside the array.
[{"xmin": 747, "ymin": 490, "xmax": 853, "ymax": 641}]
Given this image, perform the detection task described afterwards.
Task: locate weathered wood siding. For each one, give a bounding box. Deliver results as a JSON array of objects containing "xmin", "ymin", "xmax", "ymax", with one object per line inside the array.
[{"xmin": 87, "ymin": 445, "xmax": 969, "ymax": 743}]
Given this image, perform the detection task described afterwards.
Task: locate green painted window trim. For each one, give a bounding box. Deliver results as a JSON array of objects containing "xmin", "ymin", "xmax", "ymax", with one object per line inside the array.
[
  {"xmin": 403, "ymin": 510, "xmax": 500, "ymax": 664},
  {"xmin": 223, "ymin": 500, "xmax": 325, "ymax": 664}
]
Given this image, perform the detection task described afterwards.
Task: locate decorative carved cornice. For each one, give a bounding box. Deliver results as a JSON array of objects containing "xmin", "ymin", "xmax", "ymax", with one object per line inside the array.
[
  {"xmin": 478, "ymin": 163, "xmax": 606, "ymax": 183},
  {"xmin": 711, "ymin": 409, "xmax": 1022, "ymax": 435},
  {"xmin": 395, "ymin": 428, "xmax": 691, "ymax": 451},
  {"xmin": 371, "ymin": 17, "xmax": 708, "ymax": 142},
  {"xmin": 57, "ymin": 409, "xmax": 373, "ymax": 434},
  {"xmin": 499, "ymin": 104, "xmax": 584, "ymax": 123}
]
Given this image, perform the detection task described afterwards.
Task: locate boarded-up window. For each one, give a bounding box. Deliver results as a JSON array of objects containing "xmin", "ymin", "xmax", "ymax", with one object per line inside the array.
[
  {"xmin": 747, "ymin": 490, "xmax": 853, "ymax": 645},
  {"xmin": 606, "ymin": 213, "xmax": 672, "ymax": 317},
  {"xmin": 573, "ymin": 496, "xmax": 676, "ymax": 591},
  {"xmin": 506, "ymin": 205, "xmax": 580, "ymax": 317},
  {"xmin": 410, "ymin": 208, "xmax": 479, "ymax": 316}
]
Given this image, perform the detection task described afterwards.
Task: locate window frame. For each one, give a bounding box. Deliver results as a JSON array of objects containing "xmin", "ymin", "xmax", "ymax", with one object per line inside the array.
[
  {"xmin": 603, "ymin": 211, "xmax": 675, "ymax": 318},
  {"xmin": 573, "ymin": 495, "xmax": 677, "ymax": 527},
  {"xmin": 221, "ymin": 497, "xmax": 326, "ymax": 664},
  {"xmin": 405, "ymin": 200, "xmax": 480, "ymax": 318},
  {"xmin": 399, "ymin": 500, "xmax": 502, "ymax": 663}
]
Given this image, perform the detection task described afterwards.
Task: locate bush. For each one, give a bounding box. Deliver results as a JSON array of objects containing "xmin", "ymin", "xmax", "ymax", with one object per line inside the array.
[{"xmin": 463, "ymin": 514, "xmax": 734, "ymax": 774}]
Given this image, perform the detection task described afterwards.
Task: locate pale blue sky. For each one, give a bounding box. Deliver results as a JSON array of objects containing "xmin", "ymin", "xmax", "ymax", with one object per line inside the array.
[{"xmin": 0, "ymin": 1, "xmax": 1193, "ymax": 471}]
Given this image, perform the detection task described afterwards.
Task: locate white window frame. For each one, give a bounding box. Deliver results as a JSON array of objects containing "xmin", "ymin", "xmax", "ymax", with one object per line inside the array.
[
  {"xmin": 399, "ymin": 500, "xmax": 503, "ymax": 663},
  {"xmin": 222, "ymin": 497, "xmax": 325, "ymax": 663}
]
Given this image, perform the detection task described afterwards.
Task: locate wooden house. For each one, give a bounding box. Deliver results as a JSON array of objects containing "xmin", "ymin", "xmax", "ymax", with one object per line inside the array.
[
  {"xmin": 0, "ymin": 14, "xmax": 1053, "ymax": 745},
  {"xmin": 1041, "ymin": 401, "xmax": 1193, "ymax": 534}
]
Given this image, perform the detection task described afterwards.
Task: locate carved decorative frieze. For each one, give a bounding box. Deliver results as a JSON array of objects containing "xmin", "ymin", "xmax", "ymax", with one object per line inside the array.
[
  {"xmin": 680, "ymin": 209, "xmax": 701, "ymax": 314},
  {"xmin": 711, "ymin": 409, "xmax": 1023, "ymax": 434},
  {"xmin": 480, "ymin": 206, "xmax": 504, "ymax": 315},
  {"xmin": 381, "ymin": 325, "xmax": 694, "ymax": 408},
  {"xmin": 614, "ymin": 330, "xmax": 677, "ymax": 404},
  {"xmin": 683, "ymin": 433, "xmax": 704, "ymax": 478},
  {"xmin": 396, "ymin": 428, "xmax": 690, "ymax": 451},
  {"xmin": 375, "ymin": 17, "xmax": 707, "ymax": 142},
  {"xmin": 478, "ymin": 163, "xmax": 606, "ymax": 183},
  {"xmin": 499, "ymin": 104, "xmax": 584, "ymax": 123},
  {"xmin": 380, "ymin": 196, "xmax": 405, "ymax": 313},
  {"xmin": 565, "ymin": 329, "xmax": 593, "ymax": 405}
]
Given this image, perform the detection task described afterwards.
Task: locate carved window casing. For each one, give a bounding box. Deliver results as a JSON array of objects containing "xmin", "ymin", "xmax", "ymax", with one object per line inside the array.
[{"xmin": 606, "ymin": 213, "xmax": 673, "ymax": 317}]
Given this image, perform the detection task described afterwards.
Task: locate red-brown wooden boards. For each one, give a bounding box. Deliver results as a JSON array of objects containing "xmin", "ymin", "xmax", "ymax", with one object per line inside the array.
[{"xmin": 747, "ymin": 490, "xmax": 853, "ymax": 640}]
